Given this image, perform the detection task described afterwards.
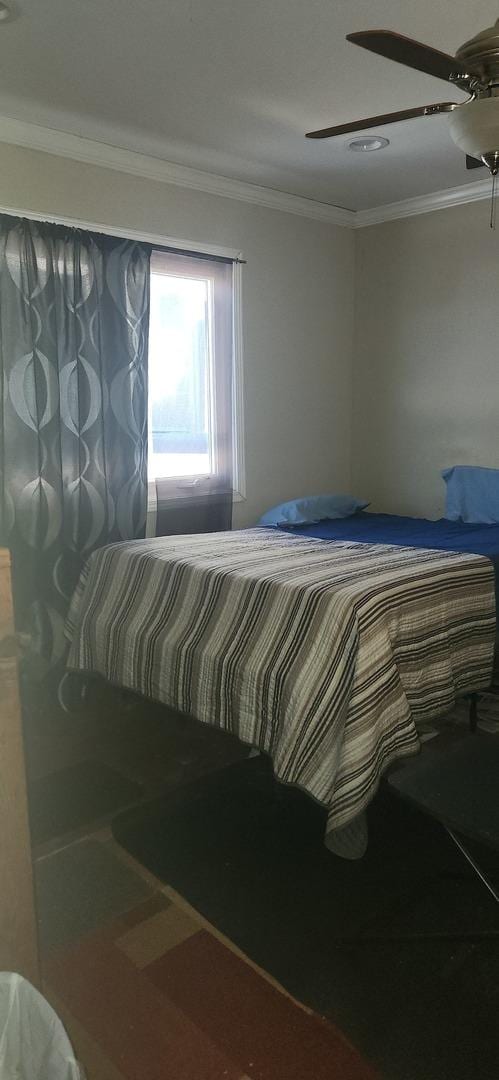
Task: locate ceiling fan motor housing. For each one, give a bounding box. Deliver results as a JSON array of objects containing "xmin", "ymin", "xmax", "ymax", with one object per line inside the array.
[{"xmin": 456, "ymin": 19, "xmax": 499, "ymax": 81}]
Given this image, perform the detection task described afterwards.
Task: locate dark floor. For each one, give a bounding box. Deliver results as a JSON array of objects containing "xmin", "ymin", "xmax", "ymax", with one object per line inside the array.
[
  {"xmin": 40, "ymin": 842, "xmax": 377, "ymax": 1080},
  {"xmin": 27, "ymin": 683, "xmax": 499, "ymax": 1080},
  {"xmin": 26, "ymin": 679, "xmax": 248, "ymax": 855},
  {"xmin": 112, "ymin": 752, "xmax": 499, "ymax": 1080}
]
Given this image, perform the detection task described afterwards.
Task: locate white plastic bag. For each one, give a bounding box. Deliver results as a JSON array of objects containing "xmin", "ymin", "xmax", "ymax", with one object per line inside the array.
[{"xmin": 0, "ymin": 973, "xmax": 83, "ymax": 1080}]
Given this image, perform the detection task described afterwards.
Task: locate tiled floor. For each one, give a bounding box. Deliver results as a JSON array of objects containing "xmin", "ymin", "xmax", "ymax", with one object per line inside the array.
[
  {"xmin": 27, "ymin": 683, "xmax": 499, "ymax": 1080},
  {"xmin": 38, "ymin": 833, "xmax": 378, "ymax": 1080},
  {"xmin": 109, "ymin": 746, "xmax": 499, "ymax": 1080},
  {"xmin": 28, "ymin": 685, "xmax": 374, "ymax": 1079}
]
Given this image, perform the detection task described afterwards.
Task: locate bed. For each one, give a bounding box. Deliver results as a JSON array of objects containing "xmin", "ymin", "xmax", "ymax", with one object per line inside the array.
[
  {"xmin": 285, "ymin": 512, "xmax": 499, "ymax": 616},
  {"xmin": 65, "ymin": 512, "xmax": 498, "ymax": 856}
]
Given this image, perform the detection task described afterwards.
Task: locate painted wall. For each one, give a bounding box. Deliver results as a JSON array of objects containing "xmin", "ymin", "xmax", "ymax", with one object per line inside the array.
[
  {"xmin": 352, "ymin": 200, "xmax": 499, "ymax": 519},
  {"xmin": 0, "ymin": 143, "xmax": 355, "ymax": 528}
]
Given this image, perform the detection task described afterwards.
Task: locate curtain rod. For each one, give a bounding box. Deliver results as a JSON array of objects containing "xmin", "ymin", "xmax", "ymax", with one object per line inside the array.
[
  {"xmin": 153, "ymin": 243, "xmax": 246, "ymax": 265},
  {"xmin": 0, "ymin": 207, "xmax": 246, "ymax": 265}
]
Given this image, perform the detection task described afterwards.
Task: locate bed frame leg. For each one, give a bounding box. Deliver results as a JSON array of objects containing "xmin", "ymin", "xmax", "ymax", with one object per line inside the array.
[{"xmin": 469, "ymin": 693, "xmax": 478, "ymax": 733}]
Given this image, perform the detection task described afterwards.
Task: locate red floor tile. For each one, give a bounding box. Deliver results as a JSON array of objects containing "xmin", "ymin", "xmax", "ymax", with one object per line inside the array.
[
  {"xmin": 146, "ymin": 929, "xmax": 378, "ymax": 1080},
  {"xmin": 45, "ymin": 934, "xmax": 245, "ymax": 1080}
]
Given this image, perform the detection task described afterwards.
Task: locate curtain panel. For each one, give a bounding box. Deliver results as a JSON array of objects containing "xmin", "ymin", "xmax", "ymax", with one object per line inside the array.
[{"xmin": 0, "ymin": 214, "xmax": 151, "ymax": 715}]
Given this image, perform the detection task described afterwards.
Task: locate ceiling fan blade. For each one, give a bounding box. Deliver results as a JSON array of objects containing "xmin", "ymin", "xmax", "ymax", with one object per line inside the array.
[
  {"xmin": 306, "ymin": 102, "xmax": 453, "ymax": 140},
  {"xmin": 346, "ymin": 30, "xmax": 473, "ymax": 85},
  {"xmin": 466, "ymin": 154, "xmax": 485, "ymax": 170}
]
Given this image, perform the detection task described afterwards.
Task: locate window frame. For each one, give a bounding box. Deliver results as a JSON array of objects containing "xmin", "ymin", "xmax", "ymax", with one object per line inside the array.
[{"xmin": 147, "ymin": 248, "xmax": 245, "ymax": 512}]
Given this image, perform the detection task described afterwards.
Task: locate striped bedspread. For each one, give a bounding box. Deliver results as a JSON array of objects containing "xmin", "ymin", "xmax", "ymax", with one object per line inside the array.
[{"xmin": 66, "ymin": 528, "xmax": 496, "ymax": 837}]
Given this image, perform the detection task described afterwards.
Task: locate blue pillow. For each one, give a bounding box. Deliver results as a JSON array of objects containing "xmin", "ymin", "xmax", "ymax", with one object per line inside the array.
[
  {"xmin": 442, "ymin": 466, "xmax": 499, "ymax": 524},
  {"xmin": 258, "ymin": 493, "xmax": 369, "ymax": 527}
]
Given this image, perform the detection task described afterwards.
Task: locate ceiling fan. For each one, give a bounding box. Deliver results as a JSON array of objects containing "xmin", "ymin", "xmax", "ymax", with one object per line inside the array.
[{"xmin": 306, "ymin": 19, "xmax": 499, "ymax": 177}]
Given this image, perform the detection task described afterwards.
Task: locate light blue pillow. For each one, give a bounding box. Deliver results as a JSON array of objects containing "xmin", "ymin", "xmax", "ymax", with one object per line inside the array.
[
  {"xmin": 258, "ymin": 493, "xmax": 369, "ymax": 527},
  {"xmin": 442, "ymin": 466, "xmax": 499, "ymax": 524}
]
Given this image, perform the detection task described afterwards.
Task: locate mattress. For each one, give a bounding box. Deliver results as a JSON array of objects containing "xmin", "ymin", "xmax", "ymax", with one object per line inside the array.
[{"xmin": 281, "ymin": 511, "xmax": 499, "ymax": 614}]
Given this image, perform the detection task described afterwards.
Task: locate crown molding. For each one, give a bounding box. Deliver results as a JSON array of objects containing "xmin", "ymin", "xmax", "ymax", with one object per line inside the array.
[
  {"xmin": 354, "ymin": 176, "xmax": 491, "ymax": 228},
  {"xmin": 0, "ymin": 115, "xmax": 354, "ymax": 228},
  {"xmin": 0, "ymin": 114, "xmax": 492, "ymax": 230}
]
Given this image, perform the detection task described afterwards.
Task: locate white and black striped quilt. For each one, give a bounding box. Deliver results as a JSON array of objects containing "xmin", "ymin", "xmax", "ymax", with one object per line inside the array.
[{"xmin": 66, "ymin": 528, "xmax": 495, "ymax": 837}]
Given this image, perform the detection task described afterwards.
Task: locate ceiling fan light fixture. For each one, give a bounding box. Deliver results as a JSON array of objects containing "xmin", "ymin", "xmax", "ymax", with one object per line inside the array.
[
  {"xmin": 0, "ymin": 2, "xmax": 15, "ymax": 21},
  {"xmin": 448, "ymin": 97, "xmax": 499, "ymax": 173},
  {"xmin": 348, "ymin": 136, "xmax": 390, "ymax": 152}
]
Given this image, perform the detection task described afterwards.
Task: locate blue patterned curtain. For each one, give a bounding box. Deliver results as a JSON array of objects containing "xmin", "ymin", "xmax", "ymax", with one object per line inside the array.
[{"xmin": 0, "ymin": 215, "xmax": 151, "ymax": 717}]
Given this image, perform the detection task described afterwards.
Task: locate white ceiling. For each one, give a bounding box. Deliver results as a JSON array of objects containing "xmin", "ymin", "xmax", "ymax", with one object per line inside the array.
[{"xmin": 0, "ymin": 0, "xmax": 496, "ymax": 211}]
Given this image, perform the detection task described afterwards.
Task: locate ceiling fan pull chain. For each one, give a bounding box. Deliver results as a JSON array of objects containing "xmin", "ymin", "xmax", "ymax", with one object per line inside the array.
[{"xmin": 490, "ymin": 172, "xmax": 497, "ymax": 230}]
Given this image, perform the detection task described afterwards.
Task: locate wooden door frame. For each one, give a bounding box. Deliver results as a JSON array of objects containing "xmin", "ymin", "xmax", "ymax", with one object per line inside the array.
[{"xmin": 0, "ymin": 547, "xmax": 40, "ymax": 984}]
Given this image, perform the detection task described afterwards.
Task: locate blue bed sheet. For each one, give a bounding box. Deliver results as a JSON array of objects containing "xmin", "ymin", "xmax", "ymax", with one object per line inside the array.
[{"xmin": 278, "ymin": 511, "xmax": 499, "ymax": 617}]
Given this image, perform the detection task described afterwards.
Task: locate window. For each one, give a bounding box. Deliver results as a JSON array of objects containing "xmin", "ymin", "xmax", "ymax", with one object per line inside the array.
[{"xmin": 148, "ymin": 249, "xmax": 240, "ymax": 498}]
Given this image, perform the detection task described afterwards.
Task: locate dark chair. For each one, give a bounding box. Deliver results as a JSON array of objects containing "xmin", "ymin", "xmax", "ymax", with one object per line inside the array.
[{"xmin": 387, "ymin": 736, "xmax": 499, "ymax": 904}]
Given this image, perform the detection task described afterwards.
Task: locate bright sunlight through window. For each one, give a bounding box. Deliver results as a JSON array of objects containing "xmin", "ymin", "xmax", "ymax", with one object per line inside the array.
[{"xmin": 148, "ymin": 271, "xmax": 212, "ymax": 480}]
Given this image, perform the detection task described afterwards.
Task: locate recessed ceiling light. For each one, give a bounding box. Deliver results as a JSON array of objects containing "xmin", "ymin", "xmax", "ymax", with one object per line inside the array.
[
  {"xmin": 348, "ymin": 136, "xmax": 390, "ymax": 152},
  {"xmin": 0, "ymin": 1, "xmax": 15, "ymax": 21}
]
